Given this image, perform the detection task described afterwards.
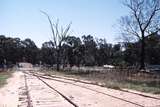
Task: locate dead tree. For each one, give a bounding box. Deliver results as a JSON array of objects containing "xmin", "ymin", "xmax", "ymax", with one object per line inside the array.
[
  {"xmin": 120, "ymin": 0, "xmax": 160, "ymax": 70},
  {"xmin": 41, "ymin": 11, "xmax": 71, "ymax": 71}
]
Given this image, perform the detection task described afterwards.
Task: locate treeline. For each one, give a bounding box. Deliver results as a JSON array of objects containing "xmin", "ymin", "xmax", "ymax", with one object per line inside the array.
[{"xmin": 0, "ymin": 34, "xmax": 160, "ymax": 67}]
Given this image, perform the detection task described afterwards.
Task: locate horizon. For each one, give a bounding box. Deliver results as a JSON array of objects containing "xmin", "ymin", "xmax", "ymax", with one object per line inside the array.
[{"xmin": 1, "ymin": 0, "xmax": 128, "ymax": 48}]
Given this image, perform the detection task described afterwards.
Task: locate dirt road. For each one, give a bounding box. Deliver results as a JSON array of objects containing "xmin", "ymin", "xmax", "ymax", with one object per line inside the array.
[{"xmin": 0, "ymin": 68, "xmax": 160, "ymax": 107}]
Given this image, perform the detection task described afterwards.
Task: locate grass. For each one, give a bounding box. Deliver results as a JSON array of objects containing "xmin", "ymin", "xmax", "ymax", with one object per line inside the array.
[
  {"xmin": 122, "ymin": 80, "xmax": 160, "ymax": 94},
  {"xmin": 40, "ymin": 68, "xmax": 160, "ymax": 94},
  {"xmin": 0, "ymin": 70, "xmax": 12, "ymax": 88}
]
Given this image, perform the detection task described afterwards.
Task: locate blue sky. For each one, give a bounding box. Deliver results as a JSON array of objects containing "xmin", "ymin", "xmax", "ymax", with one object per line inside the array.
[{"xmin": 0, "ymin": 0, "xmax": 128, "ymax": 47}]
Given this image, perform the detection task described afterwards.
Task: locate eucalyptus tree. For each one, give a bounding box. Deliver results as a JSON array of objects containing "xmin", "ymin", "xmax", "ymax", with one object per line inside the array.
[
  {"xmin": 22, "ymin": 38, "xmax": 38, "ymax": 64},
  {"xmin": 40, "ymin": 41, "xmax": 56, "ymax": 65},
  {"xmin": 64, "ymin": 36, "xmax": 82, "ymax": 67},
  {"xmin": 82, "ymin": 35, "xmax": 97, "ymax": 66}
]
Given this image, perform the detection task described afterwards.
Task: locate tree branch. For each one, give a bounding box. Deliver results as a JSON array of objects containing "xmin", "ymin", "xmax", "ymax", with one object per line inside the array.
[{"xmin": 40, "ymin": 10, "xmax": 58, "ymax": 48}]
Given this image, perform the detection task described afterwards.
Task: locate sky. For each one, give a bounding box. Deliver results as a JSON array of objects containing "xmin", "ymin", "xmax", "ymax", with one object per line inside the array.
[{"xmin": 0, "ymin": 0, "xmax": 128, "ymax": 47}]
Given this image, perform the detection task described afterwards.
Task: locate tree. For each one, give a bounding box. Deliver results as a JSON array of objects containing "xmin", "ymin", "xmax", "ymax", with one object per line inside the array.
[
  {"xmin": 96, "ymin": 38, "xmax": 112, "ymax": 65},
  {"xmin": 40, "ymin": 41, "xmax": 56, "ymax": 65},
  {"xmin": 120, "ymin": 0, "xmax": 160, "ymax": 70},
  {"xmin": 145, "ymin": 33, "xmax": 160, "ymax": 64},
  {"xmin": 82, "ymin": 35, "xmax": 97, "ymax": 66},
  {"xmin": 41, "ymin": 11, "xmax": 71, "ymax": 71},
  {"xmin": 123, "ymin": 42, "xmax": 140, "ymax": 65},
  {"xmin": 0, "ymin": 35, "xmax": 23, "ymax": 65},
  {"xmin": 111, "ymin": 44, "xmax": 123, "ymax": 66},
  {"xmin": 123, "ymin": 33, "xmax": 160, "ymax": 65},
  {"xmin": 64, "ymin": 36, "xmax": 82, "ymax": 67},
  {"xmin": 22, "ymin": 38, "xmax": 38, "ymax": 64},
  {"xmin": 0, "ymin": 35, "xmax": 6, "ymax": 64}
]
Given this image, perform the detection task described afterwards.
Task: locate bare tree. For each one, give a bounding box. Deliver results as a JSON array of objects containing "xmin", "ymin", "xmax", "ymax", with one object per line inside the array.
[
  {"xmin": 41, "ymin": 11, "xmax": 71, "ymax": 71},
  {"xmin": 120, "ymin": 0, "xmax": 160, "ymax": 70}
]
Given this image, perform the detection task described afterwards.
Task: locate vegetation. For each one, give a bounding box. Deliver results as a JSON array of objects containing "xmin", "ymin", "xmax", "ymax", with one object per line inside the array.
[
  {"xmin": 41, "ymin": 11, "xmax": 71, "ymax": 71},
  {"xmin": 1, "ymin": 1, "xmax": 160, "ymax": 69},
  {"xmin": 0, "ymin": 70, "xmax": 12, "ymax": 87},
  {"xmin": 0, "ymin": 36, "xmax": 39, "ymax": 65},
  {"xmin": 1, "ymin": 33, "xmax": 160, "ymax": 67},
  {"xmin": 40, "ymin": 68, "xmax": 160, "ymax": 94},
  {"xmin": 120, "ymin": 0, "xmax": 160, "ymax": 69},
  {"xmin": 0, "ymin": 0, "xmax": 160, "ymax": 93}
]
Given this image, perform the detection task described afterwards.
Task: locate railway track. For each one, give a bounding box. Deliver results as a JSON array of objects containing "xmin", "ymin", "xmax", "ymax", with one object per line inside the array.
[
  {"xmin": 23, "ymin": 71, "xmax": 78, "ymax": 107},
  {"xmin": 18, "ymin": 73, "xmax": 33, "ymax": 107},
  {"xmin": 43, "ymin": 73, "xmax": 160, "ymax": 100},
  {"xmin": 32, "ymin": 71, "xmax": 160, "ymax": 100},
  {"xmin": 23, "ymin": 71, "xmax": 160, "ymax": 107},
  {"xmin": 24, "ymin": 74, "xmax": 33, "ymax": 107},
  {"xmin": 36, "ymin": 76, "xmax": 79, "ymax": 107}
]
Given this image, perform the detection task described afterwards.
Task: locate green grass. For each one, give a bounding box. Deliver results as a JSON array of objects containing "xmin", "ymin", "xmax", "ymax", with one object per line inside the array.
[{"xmin": 0, "ymin": 70, "xmax": 12, "ymax": 88}]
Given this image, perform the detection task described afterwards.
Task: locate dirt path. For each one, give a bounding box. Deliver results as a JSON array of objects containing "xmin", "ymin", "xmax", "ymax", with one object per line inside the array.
[
  {"xmin": 0, "ymin": 68, "xmax": 160, "ymax": 107},
  {"xmin": 0, "ymin": 72, "xmax": 21, "ymax": 107}
]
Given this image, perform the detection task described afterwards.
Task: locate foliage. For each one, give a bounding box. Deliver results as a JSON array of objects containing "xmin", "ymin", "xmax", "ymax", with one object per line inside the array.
[{"xmin": 1, "ymin": 33, "xmax": 160, "ymax": 67}]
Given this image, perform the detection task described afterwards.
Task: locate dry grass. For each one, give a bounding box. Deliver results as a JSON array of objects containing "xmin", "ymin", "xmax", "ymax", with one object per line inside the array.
[{"xmin": 40, "ymin": 67, "xmax": 160, "ymax": 94}]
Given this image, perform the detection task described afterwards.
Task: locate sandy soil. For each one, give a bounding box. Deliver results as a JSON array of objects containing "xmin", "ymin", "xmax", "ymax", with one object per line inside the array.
[
  {"xmin": 0, "ymin": 67, "xmax": 160, "ymax": 107},
  {"xmin": 0, "ymin": 72, "xmax": 21, "ymax": 107}
]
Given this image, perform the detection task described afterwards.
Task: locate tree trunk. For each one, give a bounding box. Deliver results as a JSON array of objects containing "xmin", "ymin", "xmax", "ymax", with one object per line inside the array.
[
  {"xmin": 56, "ymin": 49, "xmax": 60, "ymax": 71},
  {"xmin": 140, "ymin": 32, "xmax": 145, "ymax": 70}
]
